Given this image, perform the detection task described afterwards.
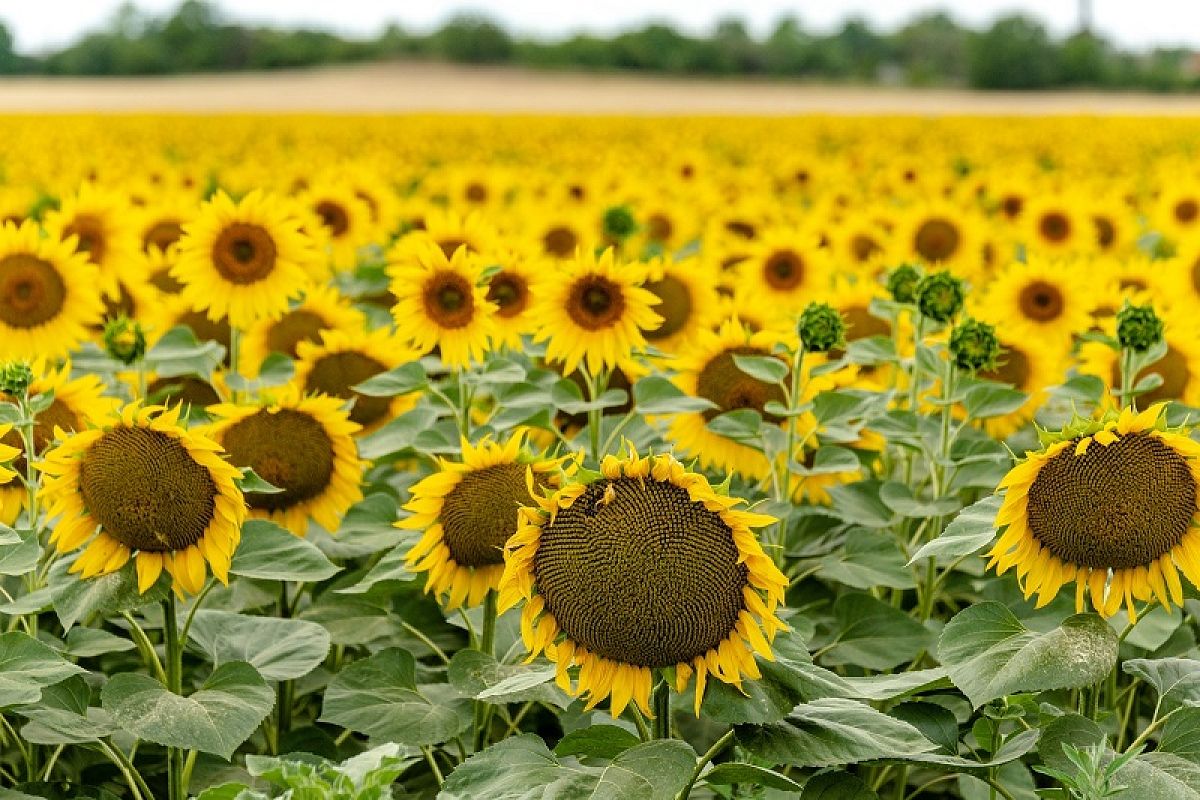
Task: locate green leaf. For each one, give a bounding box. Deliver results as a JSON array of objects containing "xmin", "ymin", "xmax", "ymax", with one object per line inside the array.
[
  {"xmin": 815, "ymin": 529, "xmax": 915, "ymax": 591},
  {"xmin": 550, "ymin": 378, "xmax": 628, "ymax": 414},
  {"xmin": 909, "ymin": 494, "xmax": 1002, "ymax": 565},
  {"xmin": 145, "ymin": 325, "xmax": 224, "ymax": 380},
  {"xmin": 1124, "ymin": 658, "xmax": 1200, "ymax": 714},
  {"xmin": 792, "ymin": 446, "xmax": 861, "ymax": 476},
  {"xmin": 962, "ymin": 383, "xmax": 1027, "ymax": 419},
  {"xmin": 704, "ymin": 762, "xmax": 803, "ymax": 792},
  {"xmin": 447, "ymin": 650, "xmax": 569, "ymax": 709},
  {"xmin": 62, "ymin": 627, "xmax": 136, "ymax": 658},
  {"xmin": 335, "ymin": 542, "xmax": 417, "ymax": 594},
  {"xmin": 878, "ymin": 481, "xmax": 962, "ymax": 519},
  {"xmin": 0, "ymin": 632, "xmax": 86, "ymax": 708},
  {"xmin": 1036, "ymin": 714, "xmax": 1105, "ymax": 774},
  {"xmin": 230, "ymin": 519, "xmax": 340, "ymax": 582},
  {"xmin": 891, "ymin": 701, "xmax": 960, "ymax": 754},
  {"xmin": 439, "ymin": 735, "xmax": 696, "ymax": 800},
  {"xmin": 101, "ymin": 661, "xmax": 274, "ymax": 759},
  {"xmin": 801, "ymin": 770, "xmax": 880, "ymax": 799},
  {"xmin": 17, "ymin": 675, "xmax": 117, "ymax": 745},
  {"xmin": 706, "ymin": 409, "xmax": 762, "ymax": 441},
  {"xmin": 237, "ymin": 467, "xmax": 283, "ymax": 495},
  {"xmin": 193, "ymin": 784, "xmax": 266, "ymax": 800},
  {"xmin": 186, "ymin": 610, "xmax": 331, "ymax": 681},
  {"xmin": 699, "ymin": 629, "xmax": 856, "ymax": 725},
  {"xmin": 357, "ymin": 406, "xmax": 442, "ymax": 460},
  {"xmin": 49, "ymin": 556, "xmax": 169, "ymax": 631},
  {"xmin": 320, "ymin": 647, "xmax": 472, "ymax": 746},
  {"xmin": 938, "ymin": 603, "xmax": 1119, "ymax": 708},
  {"xmin": 632, "ymin": 375, "xmax": 716, "ymax": 415},
  {"xmin": 352, "ymin": 362, "xmax": 426, "ymax": 397},
  {"xmin": 733, "ymin": 354, "xmax": 789, "ymax": 384},
  {"xmin": 0, "ymin": 528, "xmax": 41, "ymax": 576},
  {"xmin": 908, "ymin": 729, "xmax": 1040, "ymax": 774},
  {"xmin": 840, "ymin": 668, "xmax": 950, "ymax": 702},
  {"xmin": 1051, "ymin": 374, "xmax": 1106, "ymax": 406},
  {"xmin": 823, "ymin": 480, "xmax": 896, "ymax": 528},
  {"xmin": 736, "ymin": 698, "xmax": 937, "ymax": 767},
  {"xmin": 821, "ymin": 593, "xmax": 932, "ymax": 671},
  {"xmin": 554, "ymin": 725, "xmax": 642, "ymax": 760},
  {"xmin": 321, "ymin": 493, "xmax": 401, "ymax": 559}
]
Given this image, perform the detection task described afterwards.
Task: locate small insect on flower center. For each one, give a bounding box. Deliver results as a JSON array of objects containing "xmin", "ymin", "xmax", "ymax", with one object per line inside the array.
[
  {"xmin": 80, "ymin": 426, "xmax": 217, "ymax": 552},
  {"xmin": 423, "ymin": 272, "xmax": 475, "ymax": 329},
  {"xmin": 643, "ymin": 275, "xmax": 693, "ymax": 340},
  {"xmin": 914, "ymin": 217, "xmax": 960, "ymax": 261},
  {"xmin": 1026, "ymin": 432, "xmax": 1197, "ymax": 569},
  {"xmin": 220, "ymin": 408, "xmax": 335, "ymax": 513},
  {"xmin": 213, "ymin": 223, "xmax": 278, "ymax": 285},
  {"xmin": 567, "ymin": 276, "xmax": 626, "ymax": 331},
  {"xmin": 1018, "ymin": 280, "xmax": 1065, "ymax": 323},
  {"xmin": 533, "ymin": 478, "xmax": 749, "ymax": 668},
  {"xmin": 0, "ymin": 254, "xmax": 67, "ymax": 328}
]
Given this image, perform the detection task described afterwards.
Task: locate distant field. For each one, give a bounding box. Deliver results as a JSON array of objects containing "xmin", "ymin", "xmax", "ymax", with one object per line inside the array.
[{"xmin": 2, "ymin": 61, "xmax": 1200, "ymax": 113}]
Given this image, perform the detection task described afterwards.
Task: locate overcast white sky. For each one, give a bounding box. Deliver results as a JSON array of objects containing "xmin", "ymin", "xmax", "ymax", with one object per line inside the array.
[{"xmin": 3, "ymin": 1, "xmax": 1199, "ymax": 54}]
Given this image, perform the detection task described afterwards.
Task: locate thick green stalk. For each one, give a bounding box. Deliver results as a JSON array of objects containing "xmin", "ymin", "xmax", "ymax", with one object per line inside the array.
[
  {"xmin": 652, "ymin": 677, "xmax": 671, "ymax": 739},
  {"xmin": 163, "ymin": 595, "xmax": 186, "ymax": 800}
]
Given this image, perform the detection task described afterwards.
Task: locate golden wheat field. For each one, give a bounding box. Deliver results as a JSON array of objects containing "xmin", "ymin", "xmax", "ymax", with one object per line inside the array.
[{"xmin": 0, "ymin": 113, "xmax": 1198, "ymax": 799}]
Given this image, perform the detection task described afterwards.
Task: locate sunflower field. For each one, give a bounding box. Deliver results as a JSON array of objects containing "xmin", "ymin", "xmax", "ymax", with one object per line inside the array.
[{"xmin": 0, "ymin": 113, "xmax": 1199, "ymax": 799}]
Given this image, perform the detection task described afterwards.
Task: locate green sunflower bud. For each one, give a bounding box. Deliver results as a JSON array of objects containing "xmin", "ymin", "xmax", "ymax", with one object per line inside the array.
[
  {"xmin": 949, "ymin": 317, "xmax": 1001, "ymax": 372},
  {"xmin": 601, "ymin": 205, "xmax": 638, "ymax": 241},
  {"xmin": 0, "ymin": 362, "xmax": 32, "ymax": 397},
  {"xmin": 914, "ymin": 270, "xmax": 965, "ymax": 323},
  {"xmin": 103, "ymin": 316, "xmax": 147, "ymax": 366},
  {"xmin": 886, "ymin": 263, "xmax": 922, "ymax": 304},
  {"xmin": 1116, "ymin": 302, "xmax": 1165, "ymax": 353},
  {"xmin": 798, "ymin": 302, "xmax": 846, "ymax": 353}
]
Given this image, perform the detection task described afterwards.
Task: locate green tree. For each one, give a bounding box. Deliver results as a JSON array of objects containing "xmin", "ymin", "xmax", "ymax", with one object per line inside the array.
[
  {"xmin": 895, "ymin": 12, "xmax": 968, "ymax": 85},
  {"xmin": 968, "ymin": 15, "xmax": 1061, "ymax": 89}
]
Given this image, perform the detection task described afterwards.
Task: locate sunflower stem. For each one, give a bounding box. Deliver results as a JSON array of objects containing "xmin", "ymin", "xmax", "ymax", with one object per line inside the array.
[
  {"xmin": 163, "ymin": 594, "xmax": 186, "ymax": 800},
  {"xmin": 676, "ymin": 729, "xmax": 735, "ymax": 800},
  {"xmin": 480, "ymin": 589, "xmax": 497, "ymax": 658},
  {"xmin": 228, "ymin": 324, "xmax": 242, "ymax": 403},
  {"xmin": 1119, "ymin": 345, "xmax": 1135, "ymax": 410},
  {"xmin": 16, "ymin": 391, "xmax": 42, "ymax": 639},
  {"xmin": 652, "ymin": 676, "xmax": 671, "ymax": 739},
  {"xmin": 98, "ymin": 740, "xmax": 146, "ymax": 800}
]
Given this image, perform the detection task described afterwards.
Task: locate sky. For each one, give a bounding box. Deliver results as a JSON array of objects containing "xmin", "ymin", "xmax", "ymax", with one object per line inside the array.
[{"xmin": 4, "ymin": 0, "xmax": 1200, "ymax": 54}]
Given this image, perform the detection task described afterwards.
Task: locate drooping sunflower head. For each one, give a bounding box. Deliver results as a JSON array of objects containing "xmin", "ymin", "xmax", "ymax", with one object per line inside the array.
[
  {"xmin": 389, "ymin": 241, "xmax": 497, "ymax": 370},
  {"xmin": 172, "ymin": 190, "xmax": 318, "ymax": 329},
  {"xmin": 499, "ymin": 448, "xmax": 787, "ymax": 717},
  {"xmin": 0, "ymin": 220, "xmax": 105, "ymax": 360},
  {"xmin": 987, "ymin": 404, "xmax": 1200, "ymax": 620},
  {"xmin": 532, "ymin": 248, "xmax": 662, "ymax": 376},
  {"xmin": 39, "ymin": 404, "xmax": 246, "ymax": 596},
  {"xmin": 401, "ymin": 433, "xmax": 575, "ymax": 610},
  {"xmin": 206, "ymin": 390, "xmax": 364, "ymax": 536}
]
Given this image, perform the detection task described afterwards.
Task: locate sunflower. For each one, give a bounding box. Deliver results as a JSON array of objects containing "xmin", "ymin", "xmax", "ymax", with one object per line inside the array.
[
  {"xmin": 0, "ymin": 220, "xmax": 104, "ymax": 360},
  {"xmin": 975, "ymin": 258, "xmax": 1095, "ymax": 345},
  {"xmin": 1019, "ymin": 193, "xmax": 1088, "ymax": 256},
  {"xmin": 142, "ymin": 243, "xmax": 185, "ymax": 295},
  {"xmin": 531, "ymin": 248, "xmax": 661, "ymax": 376},
  {"xmin": 892, "ymin": 201, "xmax": 983, "ymax": 279},
  {"xmin": 401, "ymin": 434, "xmax": 572, "ymax": 610},
  {"xmin": 1152, "ymin": 181, "xmax": 1200, "ymax": 244},
  {"xmin": 0, "ymin": 427, "xmax": 19, "ymax": 489},
  {"xmin": 239, "ymin": 285, "xmax": 365, "ymax": 377},
  {"xmin": 206, "ymin": 391, "xmax": 363, "ymax": 536},
  {"xmin": 480, "ymin": 246, "xmax": 542, "ymax": 350},
  {"xmin": 974, "ymin": 333, "xmax": 1071, "ymax": 439},
  {"xmin": 42, "ymin": 182, "xmax": 139, "ymax": 301},
  {"xmin": 173, "ymin": 190, "xmax": 316, "ymax": 329},
  {"xmin": 132, "ymin": 190, "xmax": 196, "ymax": 255},
  {"xmin": 293, "ymin": 328, "xmax": 420, "ymax": 433},
  {"xmin": 0, "ymin": 363, "xmax": 117, "ymax": 525},
  {"xmin": 39, "ymin": 404, "xmax": 246, "ymax": 597},
  {"xmin": 667, "ymin": 319, "xmax": 789, "ymax": 480},
  {"xmin": 638, "ymin": 255, "xmax": 720, "ymax": 356},
  {"xmin": 146, "ymin": 294, "xmax": 232, "ymax": 361},
  {"xmin": 395, "ymin": 209, "xmax": 497, "ymax": 261},
  {"xmin": 498, "ymin": 449, "xmax": 787, "ymax": 717},
  {"xmin": 389, "ymin": 241, "xmax": 496, "ymax": 369},
  {"xmin": 739, "ymin": 228, "xmax": 831, "ymax": 311},
  {"xmin": 987, "ymin": 404, "xmax": 1200, "ymax": 619},
  {"xmin": 296, "ymin": 183, "xmax": 375, "ymax": 272}
]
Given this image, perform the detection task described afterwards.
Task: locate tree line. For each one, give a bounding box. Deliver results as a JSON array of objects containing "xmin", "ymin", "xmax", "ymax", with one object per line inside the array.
[{"xmin": 1, "ymin": 1, "xmax": 1195, "ymax": 91}]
